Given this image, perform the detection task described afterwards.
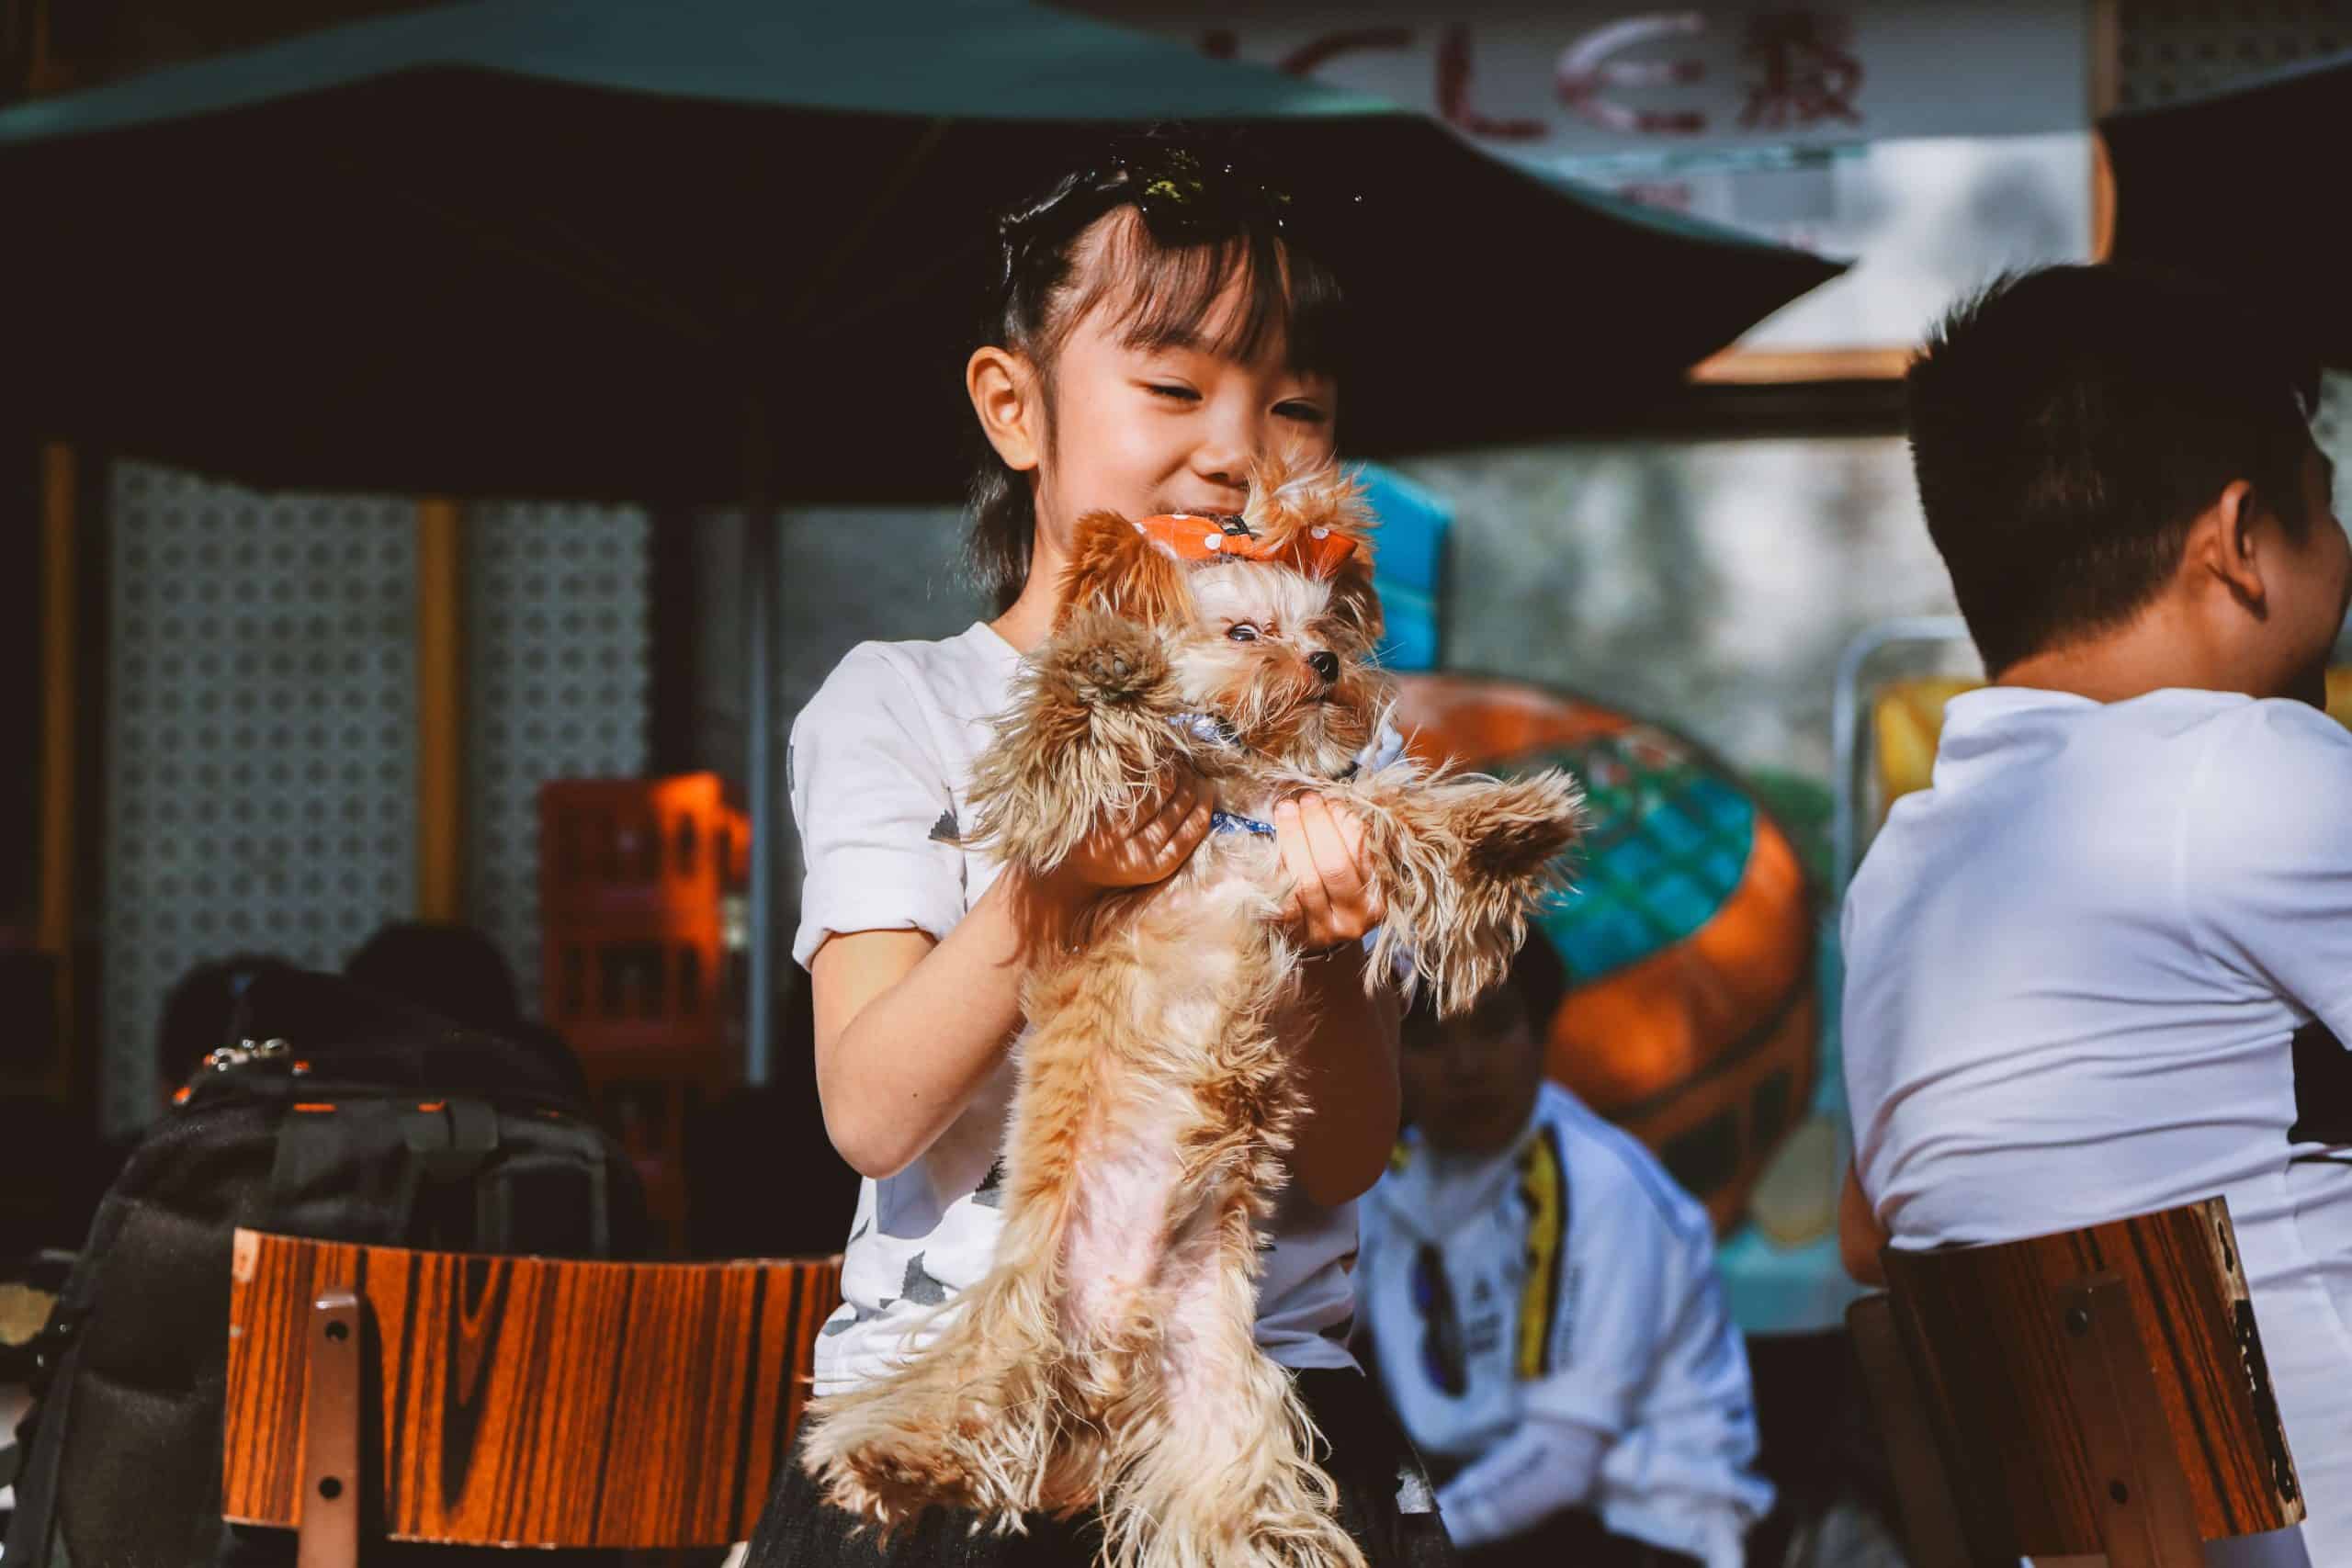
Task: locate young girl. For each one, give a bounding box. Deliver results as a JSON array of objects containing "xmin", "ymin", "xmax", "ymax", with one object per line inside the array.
[{"xmin": 745, "ymin": 132, "xmax": 1453, "ymax": 1567}]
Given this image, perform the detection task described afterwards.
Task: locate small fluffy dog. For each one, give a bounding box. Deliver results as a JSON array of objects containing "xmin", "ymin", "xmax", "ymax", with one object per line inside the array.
[{"xmin": 802, "ymin": 465, "xmax": 1584, "ymax": 1568}]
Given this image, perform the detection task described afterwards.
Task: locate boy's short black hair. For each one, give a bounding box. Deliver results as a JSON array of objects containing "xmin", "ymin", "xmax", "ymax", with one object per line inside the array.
[
  {"xmin": 1906, "ymin": 265, "xmax": 2319, "ymax": 674},
  {"xmin": 1400, "ymin": 931, "xmax": 1569, "ymax": 1046}
]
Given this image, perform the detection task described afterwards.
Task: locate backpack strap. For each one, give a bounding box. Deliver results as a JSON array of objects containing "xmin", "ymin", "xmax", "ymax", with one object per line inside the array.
[{"xmin": 2, "ymin": 1266, "xmax": 97, "ymax": 1568}]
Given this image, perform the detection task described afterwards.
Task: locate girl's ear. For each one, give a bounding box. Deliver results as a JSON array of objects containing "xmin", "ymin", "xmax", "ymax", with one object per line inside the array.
[
  {"xmin": 968, "ymin": 344, "xmax": 1041, "ymax": 473},
  {"xmin": 1057, "ymin": 512, "xmax": 1192, "ymax": 631}
]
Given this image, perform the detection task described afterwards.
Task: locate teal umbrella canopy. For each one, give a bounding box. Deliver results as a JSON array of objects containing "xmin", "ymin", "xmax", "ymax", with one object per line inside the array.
[{"xmin": 0, "ymin": 0, "xmax": 1841, "ymax": 503}]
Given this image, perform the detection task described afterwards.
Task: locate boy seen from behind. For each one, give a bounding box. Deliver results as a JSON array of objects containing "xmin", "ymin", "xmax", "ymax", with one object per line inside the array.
[{"xmin": 1841, "ymin": 264, "xmax": 2352, "ymax": 1566}]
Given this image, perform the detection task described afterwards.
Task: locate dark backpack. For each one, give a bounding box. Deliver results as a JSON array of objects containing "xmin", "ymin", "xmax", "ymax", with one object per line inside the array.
[{"xmin": 4, "ymin": 969, "xmax": 650, "ymax": 1568}]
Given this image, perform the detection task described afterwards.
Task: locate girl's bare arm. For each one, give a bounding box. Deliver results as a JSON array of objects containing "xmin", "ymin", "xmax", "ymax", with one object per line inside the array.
[
  {"xmin": 1276, "ymin": 794, "xmax": 1404, "ymax": 1207},
  {"xmin": 812, "ymin": 771, "xmax": 1212, "ymax": 1179},
  {"xmin": 1288, "ymin": 947, "xmax": 1403, "ymax": 1206}
]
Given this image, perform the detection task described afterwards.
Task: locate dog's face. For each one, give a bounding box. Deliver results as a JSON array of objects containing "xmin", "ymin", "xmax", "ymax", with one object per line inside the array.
[
  {"xmin": 1174, "ymin": 559, "xmax": 1381, "ymax": 776},
  {"xmin": 1056, "ymin": 463, "xmax": 1385, "ymax": 778}
]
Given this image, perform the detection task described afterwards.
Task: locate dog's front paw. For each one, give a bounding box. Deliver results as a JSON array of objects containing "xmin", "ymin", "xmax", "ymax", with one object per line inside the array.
[
  {"xmin": 1079, "ymin": 640, "xmax": 1146, "ymax": 701},
  {"xmin": 1049, "ymin": 611, "xmax": 1171, "ymax": 710},
  {"xmin": 1462, "ymin": 771, "xmax": 1586, "ymax": 882},
  {"xmin": 1354, "ymin": 768, "xmax": 1585, "ymax": 1018}
]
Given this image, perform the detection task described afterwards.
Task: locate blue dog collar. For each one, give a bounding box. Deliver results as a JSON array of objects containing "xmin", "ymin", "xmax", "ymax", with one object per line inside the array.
[{"xmin": 1211, "ymin": 808, "xmax": 1276, "ymax": 838}]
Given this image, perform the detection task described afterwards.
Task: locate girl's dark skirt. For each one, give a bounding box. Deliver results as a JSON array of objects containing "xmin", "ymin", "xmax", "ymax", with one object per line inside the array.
[{"xmin": 748, "ymin": 1367, "xmax": 1457, "ymax": 1567}]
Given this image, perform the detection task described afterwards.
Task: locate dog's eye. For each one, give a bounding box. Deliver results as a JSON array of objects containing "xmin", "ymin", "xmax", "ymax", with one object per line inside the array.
[{"xmin": 1227, "ymin": 623, "xmax": 1261, "ymax": 643}]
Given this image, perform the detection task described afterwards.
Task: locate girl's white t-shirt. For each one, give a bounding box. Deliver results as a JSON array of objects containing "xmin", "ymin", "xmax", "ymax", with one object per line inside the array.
[
  {"xmin": 789, "ymin": 620, "xmax": 1361, "ymax": 1394},
  {"xmin": 1844, "ymin": 686, "xmax": 2352, "ymax": 1568}
]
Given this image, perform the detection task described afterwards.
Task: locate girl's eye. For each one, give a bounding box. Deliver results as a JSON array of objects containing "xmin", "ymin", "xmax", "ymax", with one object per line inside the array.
[
  {"xmin": 1147, "ymin": 383, "xmax": 1201, "ymax": 402},
  {"xmin": 1227, "ymin": 623, "xmax": 1261, "ymax": 643},
  {"xmin": 1275, "ymin": 400, "xmax": 1329, "ymax": 423}
]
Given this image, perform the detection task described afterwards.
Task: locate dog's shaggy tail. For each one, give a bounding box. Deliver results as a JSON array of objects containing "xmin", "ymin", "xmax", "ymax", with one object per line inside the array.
[{"xmin": 1098, "ymin": 1358, "xmax": 1365, "ymax": 1568}]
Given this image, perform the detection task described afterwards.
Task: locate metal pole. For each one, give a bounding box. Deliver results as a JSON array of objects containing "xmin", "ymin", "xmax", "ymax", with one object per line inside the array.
[
  {"xmin": 743, "ymin": 396, "xmax": 777, "ymax": 1087},
  {"xmin": 38, "ymin": 443, "xmax": 76, "ymax": 1105},
  {"xmin": 414, "ymin": 499, "xmax": 464, "ymax": 921}
]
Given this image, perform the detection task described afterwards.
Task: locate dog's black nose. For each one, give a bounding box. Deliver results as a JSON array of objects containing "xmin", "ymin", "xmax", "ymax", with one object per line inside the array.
[{"xmin": 1307, "ymin": 650, "xmax": 1340, "ymax": 684}]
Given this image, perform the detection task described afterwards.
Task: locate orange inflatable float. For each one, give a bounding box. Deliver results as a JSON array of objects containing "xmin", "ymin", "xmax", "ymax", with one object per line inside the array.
[{"xmin": 1394, "ymin": 674, "xmax": 1818, "ymax": 1235}]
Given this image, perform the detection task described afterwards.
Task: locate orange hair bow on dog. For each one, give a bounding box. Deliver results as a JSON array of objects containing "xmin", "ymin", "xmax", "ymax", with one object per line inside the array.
[{"xmin": 1132, "ymin": 512, "xmax": 1359, "ymax": 579}]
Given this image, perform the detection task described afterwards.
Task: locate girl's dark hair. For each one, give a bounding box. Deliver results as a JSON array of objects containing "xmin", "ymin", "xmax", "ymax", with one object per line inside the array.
[
  {"xmin": 968, "ymin": 128, "xmax": 1352, "ymax": 612},
  {"xmin": 1907, "ymin": 265, "xmax": 2320, "ymax": 674}
]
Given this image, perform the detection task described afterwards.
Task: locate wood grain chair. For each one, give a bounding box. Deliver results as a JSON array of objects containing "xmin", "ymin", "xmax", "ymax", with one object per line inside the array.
[
  {"xmin": 221, "ymin": 1227, "xmax": 842, "ymax": 1563},
  {"xmin": 1846, "ymin": 1198, "xmax": 2302, "ymax": 1568}
]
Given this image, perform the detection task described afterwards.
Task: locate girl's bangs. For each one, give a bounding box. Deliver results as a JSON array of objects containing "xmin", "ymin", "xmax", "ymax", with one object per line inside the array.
[{"xmin": 1069, "ymin": 209, "xmax": 1347, "ymax": 377}]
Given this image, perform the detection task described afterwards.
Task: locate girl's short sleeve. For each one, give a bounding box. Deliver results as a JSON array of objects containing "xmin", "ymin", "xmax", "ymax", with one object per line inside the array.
[{"xmin": 788, "ymin": 645, "xmax": 966, "ymax": 968}]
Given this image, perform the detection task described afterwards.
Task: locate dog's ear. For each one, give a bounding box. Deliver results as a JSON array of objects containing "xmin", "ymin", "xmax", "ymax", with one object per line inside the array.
[
  {"xmin": 1326, "ymin": 548, "xmax": 1385, "ymax": 649},
  {"xmin": 1056, "ymin": 511, "xmax": 1192, "ymax": 631},
  {"xmin": 1244, "ymin": 458, "xmax": 1382, "ymax": 645}
]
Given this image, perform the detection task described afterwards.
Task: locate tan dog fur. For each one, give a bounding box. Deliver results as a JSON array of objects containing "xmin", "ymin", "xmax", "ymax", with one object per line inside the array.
[{"xmin": 801, "ymin": 463, "xmax": 1584, "ymax": 1568}]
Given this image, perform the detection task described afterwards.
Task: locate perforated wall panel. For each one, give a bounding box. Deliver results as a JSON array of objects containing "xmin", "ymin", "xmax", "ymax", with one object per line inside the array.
[
  {"xmin": 464, "ymin": 505, "xmax": 651, "ymax": 1016},
  {"xmin": 103, "ymin": 463, "xmax": 416, "ymax": 1134},
  {"xmin": 2115, "ymin": 0, "xmax": 2346, "ymax": 109}
]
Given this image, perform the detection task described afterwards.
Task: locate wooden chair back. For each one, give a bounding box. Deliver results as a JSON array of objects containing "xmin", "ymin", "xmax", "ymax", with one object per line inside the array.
[
  {"xmin": 1848, "ymin": 1198, "xmax": 2301, "ymax": 1568},
  {"xmin": 222, "ymin": 1227, "xmax": 842, "ymax": 1556}
]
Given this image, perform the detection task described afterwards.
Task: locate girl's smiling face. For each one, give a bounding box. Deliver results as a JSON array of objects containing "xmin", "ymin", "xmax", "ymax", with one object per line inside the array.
[
  {"xmin": 967, "ymin": 206, "xmax": 1344, "ymax": 634},
  {"xmin": 1031, "ymin": 279, "xmax": 1339, "ymax": 559}
]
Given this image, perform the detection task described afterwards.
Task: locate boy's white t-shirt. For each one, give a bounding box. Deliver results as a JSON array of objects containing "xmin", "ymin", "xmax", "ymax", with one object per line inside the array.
[
  {"xmin": 790, "ymin": 621, "xmax": 1361, "ymax": 1394},
  {"xmin": 1843, "ymin": 685, "xmax": 2352, "ymax": 1568},
  {"xmin": 1357, "ymin": 1082, "xmax": 1771, "ymax": 1568}
]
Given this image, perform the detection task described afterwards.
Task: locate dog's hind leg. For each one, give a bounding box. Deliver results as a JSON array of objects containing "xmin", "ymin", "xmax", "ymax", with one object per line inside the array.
[
  {"xmin": 1093, "ymin": 903, "xmax": 1367, "ymax": 1568},
  {"xmin": 798, "ymin": 944, "xmax": 1159, "ymax": 1534}
]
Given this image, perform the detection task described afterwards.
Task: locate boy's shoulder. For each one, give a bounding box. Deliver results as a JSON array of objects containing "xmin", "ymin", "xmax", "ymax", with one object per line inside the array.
[
  {"xmin": 2192, "ymin": 693, "xmax": 2352, "ymax": 778},
  {"xmin": 2179, "ymin": 695, "xmax": 2352, "ymax": 875},
  {"xmin": 2052, "ymin": 689, "xmax": 2352, "ymax": 782},
  {"xmin": 1865, "ymin": 690, "xmax": 2352, "ymax": 876}
]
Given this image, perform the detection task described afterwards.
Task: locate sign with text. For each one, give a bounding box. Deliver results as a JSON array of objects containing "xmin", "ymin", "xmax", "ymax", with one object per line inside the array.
[{"xmin": 1071, "ymin": 3, "xmax": 2099, "ymax": 363}]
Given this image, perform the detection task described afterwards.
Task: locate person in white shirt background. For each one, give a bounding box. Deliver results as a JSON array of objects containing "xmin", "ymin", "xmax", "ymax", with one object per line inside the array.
[
  {"xmin": 1359, "ymin": 933, "xmax": 1774, "ymax": 1568},
  {"xmin": 1839, "ymin": 264, "xmax": 2352, "ymax": 1568}
]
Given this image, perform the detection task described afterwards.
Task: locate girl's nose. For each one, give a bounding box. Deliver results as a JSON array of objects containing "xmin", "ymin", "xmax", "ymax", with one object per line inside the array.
[
  {"xmin": 1193, "ymin": 452, "xmax": 1249, "ymax": 496},
  {"xmin": 1192, "ymin": 415, "xmax": 1256, "ymax": 493}
]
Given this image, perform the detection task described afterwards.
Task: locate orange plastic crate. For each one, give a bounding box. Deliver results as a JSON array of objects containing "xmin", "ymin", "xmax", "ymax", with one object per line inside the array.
[
  {"xmin": 539, "ymin": 773, "xmax": 750, "ymax": 1252},
  {"xmin": 538, "ymin": 773, "xmax": 747, "ymax": 1057}
]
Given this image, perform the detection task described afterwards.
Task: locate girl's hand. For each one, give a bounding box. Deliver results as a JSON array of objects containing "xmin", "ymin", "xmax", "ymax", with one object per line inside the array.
[
  {"xmin": 1051, "ymin": 765, "xmax": 1214, "ymax": 897},
  {"xmin": 1275, "ymin": 794, "xmax": 1385, "ymax": 951}
]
